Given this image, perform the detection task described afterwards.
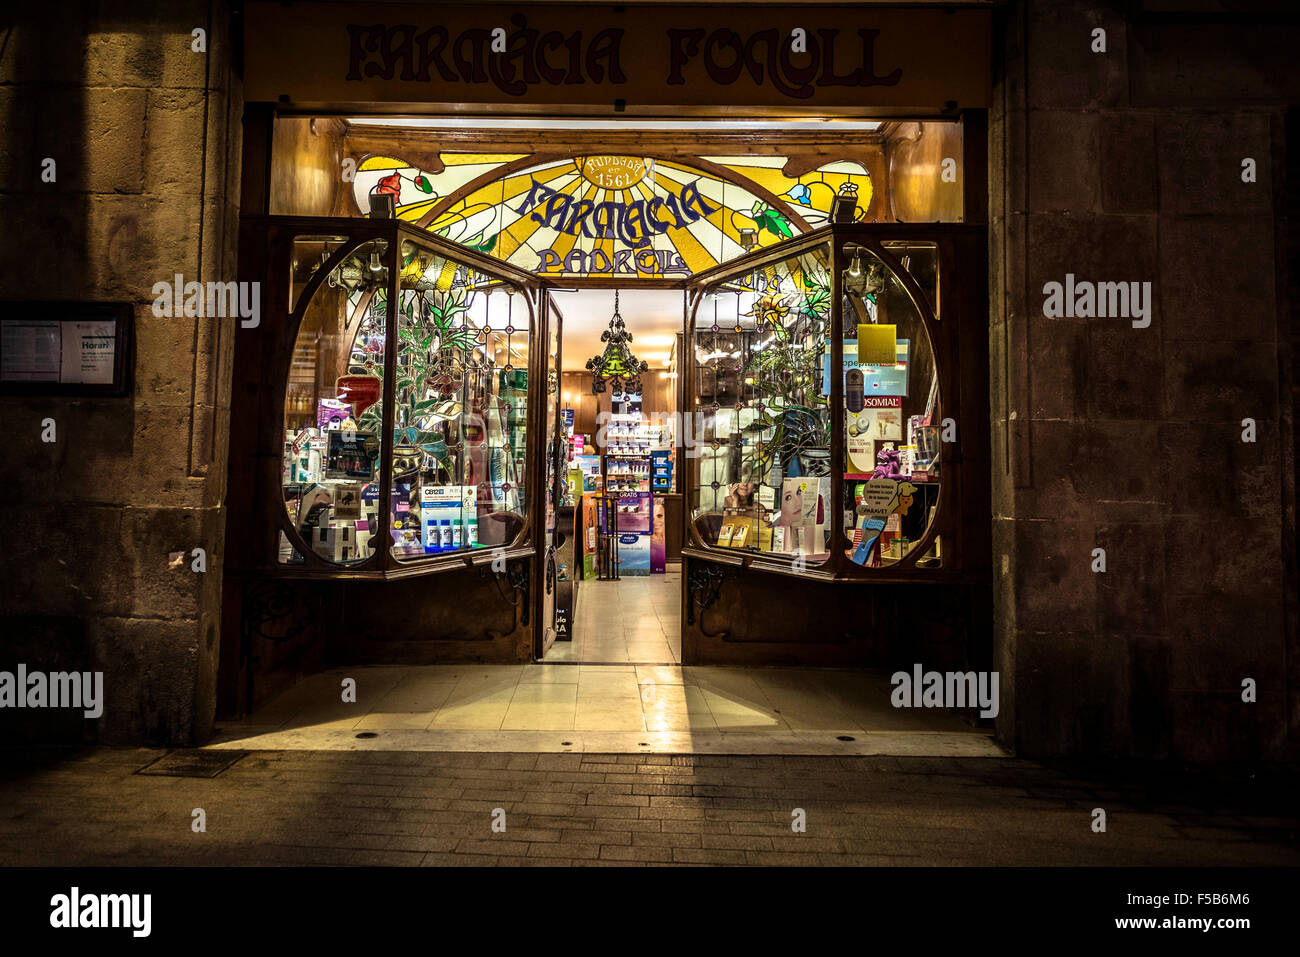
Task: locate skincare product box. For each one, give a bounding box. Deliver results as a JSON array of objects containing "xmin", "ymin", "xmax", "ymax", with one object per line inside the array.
[{"xmin": 778, "ymin": 476, "xmax": 830, "ymax": 556}]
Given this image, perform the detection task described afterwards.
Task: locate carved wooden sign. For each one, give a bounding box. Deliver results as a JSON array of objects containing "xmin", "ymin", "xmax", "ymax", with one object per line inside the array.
[{"xmin": 245, "ymin": 3, "xmax": 991, "ymax": 110}]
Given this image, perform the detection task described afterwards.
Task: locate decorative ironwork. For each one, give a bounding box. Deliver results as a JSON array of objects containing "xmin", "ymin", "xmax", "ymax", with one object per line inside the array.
[
  {"xmin": 479, "ymin": 557, "xmax": 531, "ymax": 626},
  {"xmin": 685, "ymin": 560, "xmax": 727, "ymax": 626},
  {"xmin": 586, "ymin": 290, "xmax": 649, "ymax": 395},
  {"xmin": 241, "ymin": 579, "xmax": 313, "ymax": 646}
]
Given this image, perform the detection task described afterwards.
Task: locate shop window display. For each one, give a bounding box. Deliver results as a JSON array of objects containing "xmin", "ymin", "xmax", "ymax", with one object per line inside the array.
[
  {"xmin": 685, "ymin": 226, "xmax": 961, "ymax": 580},
  {"xmin": 277, "ymin": 227, "xmax": 533, "ymax": 569},
  {"xmin": 387, "ymin": 238, "xmax": 531, "ymax": 561},
  {"xmin": 690, "ymin": 240, "xmax": 834, "ymax": 565},
  {"xmin": 840, "ymin": 242, "xmax": 942, "ymax": 569},
  {"xmin": 280, "ymin": 239, "xmax": 388, "ymax": 565}
]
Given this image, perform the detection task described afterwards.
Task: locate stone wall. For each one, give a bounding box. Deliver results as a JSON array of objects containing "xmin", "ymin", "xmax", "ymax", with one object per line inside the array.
[
  {"xmin": 990, "ymin": 0, "xmax": 1298, "ymax": 760},
  {"xmin": 0, "ymin": 2, "xmax": 241, "ymax": 744}
]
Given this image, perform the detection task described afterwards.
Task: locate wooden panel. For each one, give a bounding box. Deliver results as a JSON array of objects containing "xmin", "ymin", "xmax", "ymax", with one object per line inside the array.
[
  {"xmin": 662, "ymin": 494, "xmax": 683, "ymax": 560},
  {"xmin": 245, "ymin": 4, "xmax": 994, "ymax": 112},
  {"xmin": 561, "ymin": 371, "xmax": 600, "ymax": 443},
  {"xmin": 269, "ymin": 117, "xmax": 346, "ymax": 217},
  {"xmin": 682, "ymin": 554, "xmax": 989, "ymax": 670}
]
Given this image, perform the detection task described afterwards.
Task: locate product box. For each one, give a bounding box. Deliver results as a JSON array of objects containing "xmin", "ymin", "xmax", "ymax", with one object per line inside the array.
[
  {"xmin": 316, "ymin": 398, "xmax": 350, "ymax": 431},
  {"xmin": 354, "ymin": 482, "xmax": 378, "ymax": 558},
  {"xmin": 616, "ymin": 532, "xmax": 651, "ymax": 576},
  {"xmin": 822, "ymin": 339, "xmax": 910, "ymax": 398},
  {"xmin": 774, "ymin": 477, "xmax": 830, "ymax": 556},
  {"xmin": 722, "ymin": 508, "xmax": 758, "ymax": 549},
  {"xmin": 288, "ymin": 428, "xmax": 326, "ymax": 484},
  {"xmin": 420, "ymin": 484, "xmax": 478, "ymax": 552},
  {"xmin": 389, "ymin": 481, "xmax": 423, "ymax": 558},
  {"xmin": 354, "ymin": 519, "xmax": 373, "ymax": 558},
  {"xmin": 311, "ymin": 511, "xmax": 357, "ymax": 563}
]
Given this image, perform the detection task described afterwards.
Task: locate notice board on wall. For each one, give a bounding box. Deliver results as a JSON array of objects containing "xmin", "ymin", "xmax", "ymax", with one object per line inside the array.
[{"xmin": 0, "ymin": 303, "xmax": 133, "ymax": 396}]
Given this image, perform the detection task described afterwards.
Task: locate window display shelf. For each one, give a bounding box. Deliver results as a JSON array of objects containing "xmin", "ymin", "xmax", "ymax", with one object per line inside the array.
[{"xmin": 683, "ymin": 224, "xmax": 988, "ymax": 585}]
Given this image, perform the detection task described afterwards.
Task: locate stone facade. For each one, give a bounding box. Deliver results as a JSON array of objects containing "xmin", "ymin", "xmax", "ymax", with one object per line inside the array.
[
  {"xmin": 989, "ymin": 0, "xmax": 1298, "ymax": 760},
  {"xmin": 0, "ymin": 3, "xmax": 241, "ymax": 744}
]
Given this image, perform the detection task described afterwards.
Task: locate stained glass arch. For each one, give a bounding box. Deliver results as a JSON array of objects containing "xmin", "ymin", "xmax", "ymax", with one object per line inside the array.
[{"xmin": 352, "ymin": 153, "xmax": 872, "ymax": 280}]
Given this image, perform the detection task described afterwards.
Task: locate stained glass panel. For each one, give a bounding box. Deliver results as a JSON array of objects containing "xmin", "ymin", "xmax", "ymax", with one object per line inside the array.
[{"xmin": 351, "ymin": 153, "xmax": 871, "ymax": 279}]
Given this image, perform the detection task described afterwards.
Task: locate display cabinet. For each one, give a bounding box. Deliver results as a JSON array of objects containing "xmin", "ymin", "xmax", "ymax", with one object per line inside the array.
[
  {"xmin": 230, "ymin": 216, "xmax": 544, "ymax": 579},
  {"xmin": 682, "ymin": 223, "xmax": 989, "ymax": 585}
]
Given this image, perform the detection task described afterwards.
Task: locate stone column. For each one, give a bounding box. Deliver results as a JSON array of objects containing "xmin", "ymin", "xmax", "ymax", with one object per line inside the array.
[
  {"xmin": 989, "ymin": 0, "xmax": 1296, "ymax": 760},
  {"xmin": 0, "ymin": 2, "xmax": 241, "ymax": 744}
]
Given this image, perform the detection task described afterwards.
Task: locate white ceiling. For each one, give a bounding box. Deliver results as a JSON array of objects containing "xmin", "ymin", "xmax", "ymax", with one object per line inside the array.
[{"xmin": 552, "ymin": 289, "xmax": 685, "ymax": 373}]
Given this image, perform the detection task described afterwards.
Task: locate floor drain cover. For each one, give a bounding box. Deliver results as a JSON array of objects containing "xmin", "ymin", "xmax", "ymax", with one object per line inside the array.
[
  {"xmin": 355, "ymin": 732, "xmax": 379, "ymax": 739},
  {"xmin": 836, "ymin": 735, "xmax": 856, "ymax": 742},
  {"xmin": 138, "ymin": 750, "xmax": 247, "ymax": 778}
]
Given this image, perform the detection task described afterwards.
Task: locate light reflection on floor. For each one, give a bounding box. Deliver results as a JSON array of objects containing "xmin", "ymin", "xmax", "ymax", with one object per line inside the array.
[{"xmin": 211, "ymin": 662, "xmax": 1002, "ymax": 757}]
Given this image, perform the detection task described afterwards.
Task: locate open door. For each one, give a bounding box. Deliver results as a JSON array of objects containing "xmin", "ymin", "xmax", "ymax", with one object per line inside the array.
[{"xmin": 535, "ymin": 291, "xmax": 565, "ymax": 658}]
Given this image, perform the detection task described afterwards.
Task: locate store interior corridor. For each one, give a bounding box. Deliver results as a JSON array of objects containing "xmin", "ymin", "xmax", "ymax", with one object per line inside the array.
[{"xmin": 544, "ymin": 567, "xmax": 682, "ymax": 664}]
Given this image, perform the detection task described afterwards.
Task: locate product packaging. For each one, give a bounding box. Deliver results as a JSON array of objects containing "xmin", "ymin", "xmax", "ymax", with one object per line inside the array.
[{"xmin": 775, "ymin": 477, "xmax": 829, "ymax": 556}]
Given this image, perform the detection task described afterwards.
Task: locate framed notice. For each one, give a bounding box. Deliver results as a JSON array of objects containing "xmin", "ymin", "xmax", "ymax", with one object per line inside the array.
[{"xmin": 0, "ymin": 302, "xmax": 132, "ymax": 396}]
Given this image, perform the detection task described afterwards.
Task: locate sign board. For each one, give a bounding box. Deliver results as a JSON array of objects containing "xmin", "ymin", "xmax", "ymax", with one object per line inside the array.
[
  {"xmin": 0, "ymin": 303, "xmax": 132, "ymax": 396},
  {"xmin": 244, "ymin": 3, "xmax": 991, "ymax": 112}
]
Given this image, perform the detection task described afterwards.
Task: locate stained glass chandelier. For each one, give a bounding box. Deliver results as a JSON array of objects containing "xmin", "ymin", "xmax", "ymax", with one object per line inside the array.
[{"xmin": 586, "ymin": 290, "xmax": 649, "ymax": 395}]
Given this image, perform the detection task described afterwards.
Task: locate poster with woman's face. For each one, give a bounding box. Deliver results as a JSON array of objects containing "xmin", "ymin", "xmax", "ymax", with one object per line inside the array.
[
  {"xmin": 779, "ymin": 485, "xmax": 803, "ymax": 524},
  {"xmin": 725, "ymin": 482, "xmax": 756, "ymax": 508}
]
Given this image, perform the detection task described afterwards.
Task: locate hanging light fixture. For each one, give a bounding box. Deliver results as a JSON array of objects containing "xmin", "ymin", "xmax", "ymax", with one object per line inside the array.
[{"xmin": 586, "ymin": 289, "xmax": 649, "ymax": 396}]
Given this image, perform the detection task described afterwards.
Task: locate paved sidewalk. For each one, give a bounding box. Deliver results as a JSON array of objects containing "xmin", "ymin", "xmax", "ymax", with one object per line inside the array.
[{"xmin": 1, "ymin": 748, "xmax": 1296, "ymax": 866}]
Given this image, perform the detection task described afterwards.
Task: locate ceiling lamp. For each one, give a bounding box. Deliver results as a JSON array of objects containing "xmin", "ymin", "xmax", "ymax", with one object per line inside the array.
[{"xmin": 586, "ymin": 290, "xmax": 649, "ymax": 395}]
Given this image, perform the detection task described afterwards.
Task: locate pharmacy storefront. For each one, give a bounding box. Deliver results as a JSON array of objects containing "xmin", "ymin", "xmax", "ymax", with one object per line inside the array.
[{"xmin": 220, "ymin": 1, "xmax": 994, "ymax": 718}]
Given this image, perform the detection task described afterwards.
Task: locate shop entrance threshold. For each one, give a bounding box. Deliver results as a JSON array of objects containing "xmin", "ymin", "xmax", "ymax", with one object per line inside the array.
[{"xmin": 209, "ymin": 665, "xmax": 1003, "ymax": 757}]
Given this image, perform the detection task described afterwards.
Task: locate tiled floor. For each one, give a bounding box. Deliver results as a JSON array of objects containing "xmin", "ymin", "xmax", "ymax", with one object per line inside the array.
[
  {"xmin": 211, "ymin": 663, "xmax": 1001, "ymax": 757},
  {"xmin": 544, "ymin": 569, "xmax": 682, "ymax": 663}
]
